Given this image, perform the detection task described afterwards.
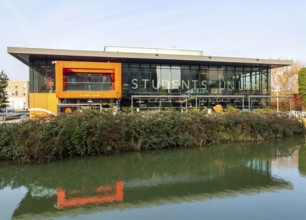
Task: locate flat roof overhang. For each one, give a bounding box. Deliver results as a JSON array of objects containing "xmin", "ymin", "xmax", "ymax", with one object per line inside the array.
[{"xmin": 7, "ymin": 47, "xmax": 293, "ymax": 69}]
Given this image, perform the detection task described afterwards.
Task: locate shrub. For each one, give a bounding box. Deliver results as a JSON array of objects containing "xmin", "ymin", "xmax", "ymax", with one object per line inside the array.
[{"xmin": 0, "ymin": 110, "xmax": 304, "ymax": 163}]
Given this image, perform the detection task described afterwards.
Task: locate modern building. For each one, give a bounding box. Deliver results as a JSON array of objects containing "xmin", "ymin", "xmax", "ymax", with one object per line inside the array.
[
  {"xmin": 7, "ymin": 46, "xmax": 292, "ymax": 116},
  {"xmin": 5, "ymin": 80, "xmax": 29, "ymax": 111}
]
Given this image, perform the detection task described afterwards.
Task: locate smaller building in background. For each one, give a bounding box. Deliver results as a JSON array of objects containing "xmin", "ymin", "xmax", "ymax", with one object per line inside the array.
[{"xmin": 5, "ymin": 80, "xmax": 29, "ymax": 111}]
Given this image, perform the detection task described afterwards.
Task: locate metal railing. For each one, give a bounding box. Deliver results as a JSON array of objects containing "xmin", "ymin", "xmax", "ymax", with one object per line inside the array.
[
  {"xmin": 131, "ymin": 95, "xmax": 189, "ymax": 112},
  {"xmin": 131, "ymin": 94, "xmax": 294, "ymax": 112},
  {"xmin": 248, "ymin": 95, "xmax": 293, "ymax": 112}
]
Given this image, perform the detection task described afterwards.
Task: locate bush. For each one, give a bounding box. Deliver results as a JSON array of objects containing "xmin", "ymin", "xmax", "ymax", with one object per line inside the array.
[{"xmin": 0, "ymin": 110, "xmax": 304, "ymax": 163}]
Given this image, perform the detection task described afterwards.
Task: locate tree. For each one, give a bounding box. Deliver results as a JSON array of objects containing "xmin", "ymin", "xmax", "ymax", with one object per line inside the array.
[
  {"xmin": 270, "ymin": 61, "xmax": 304, "ymax": 111},
  {"xmin": 271, "ymin": 61, "xmax": 303, "ymax": 95},
  {"xmin": 0, "ymin": 70, "xmax": 9, "ymax": 108},
  {"xmin": 298, "ymin": 68, "xmax": 306, "ymax": 110}
]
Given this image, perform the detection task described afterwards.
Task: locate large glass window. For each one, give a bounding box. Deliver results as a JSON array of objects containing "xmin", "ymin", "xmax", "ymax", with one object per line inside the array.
[
  {"xmin": 190, "ymin": 66, "xmax": 200, "ymax": 89},
  {"xmin": 64, "ymin": 72, "xmax": 113, "ymax": 91},
  {"xmin": 261, "ymin": 67, "xmax": 270, "ymax": 94},
  {"xmin": 181, "ymin": 65, "xmax": 190, "ymax": 93},
  {"xmin": 171, "ymin": 66, "xmax": 181, "ymax": 94},
  {"xmin": 160, "ymin": 65, "xmax": 171, "ymax": 94},
  {"xmin": 29, "ymin": 60, "xmax": 55, "ymax": 93},
  {"xmin": 119, "ymin": 63, "xmax": 271, "ymax": 97},
  {"xmin": 235, "ymin": 67, "xmax": 243, "ymax": 93},
  {"xmin": 251, "ymin": 68, "xmax": 260, "ymax": 93},
  {"xmin": 224, "ymin": 67, "xmax": 235, "ymax": 94},
  {"xmin": 140, "ymin": 64, "xmax": 150, "ymax": 94},
  {"xmin": 130, "ymin": 64, "xmax": 141, "ymax": 94},
  {"xmin": 199, "ymin": 66, "xmax": 208, "ymax": 94},
  {"xmin": 243, "ymin": 68, "xmax": 252, "ymax": 92},
  {"xmin": 150, "ymin": 64, "xmax": 159, "ymax": 94},
  {"xmin": 122, "ymin": 63, "xmax": 131, "ymax": 97},
  {"xmin": 207, "ymin": 67, "xmax": 218, "ymax": 94},
  {"xmin": 218, "ymin": 66, "xmax": 226, "ymax": 94}
]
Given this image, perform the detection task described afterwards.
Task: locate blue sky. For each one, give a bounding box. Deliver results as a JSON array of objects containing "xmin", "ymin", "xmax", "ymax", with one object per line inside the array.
[{"xmin": 1, "ymin": 0, "xmax": 306, "ymax": 80}]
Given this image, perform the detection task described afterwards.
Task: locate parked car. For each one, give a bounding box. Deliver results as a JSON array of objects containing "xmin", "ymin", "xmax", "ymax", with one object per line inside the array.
[{"xmin": 0, "ymin": 108, "xmax": 15, "ymax": 113}]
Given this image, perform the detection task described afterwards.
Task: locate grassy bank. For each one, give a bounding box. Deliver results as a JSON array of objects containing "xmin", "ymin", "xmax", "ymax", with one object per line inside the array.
[{"xmin": 0, "ymin": 111, "xmax": 304, "ymax": 163}]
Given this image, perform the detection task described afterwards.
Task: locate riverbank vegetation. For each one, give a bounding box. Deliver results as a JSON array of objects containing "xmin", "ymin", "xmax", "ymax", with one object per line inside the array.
[{"xmin": 0, "ymin": 111, "xmax": 304, "ymax": 163}]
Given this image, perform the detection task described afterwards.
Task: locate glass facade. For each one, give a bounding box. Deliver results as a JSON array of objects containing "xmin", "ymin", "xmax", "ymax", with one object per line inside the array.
[
  {"xmin": 29, "ymin": 59, "xmax": 271, "ymax": 108},
  {"xmin": 122, "ymin": 63, "xmax": 270, "ymax": 97},
  {"xmin": 29, "ymin": 60, "xmax": 55, "ymax": 93}
]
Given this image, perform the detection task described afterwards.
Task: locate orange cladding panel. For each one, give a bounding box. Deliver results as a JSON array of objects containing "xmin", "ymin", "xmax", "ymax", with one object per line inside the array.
[
  {"xmin": 55, "ymin": 61, "xmax": 122, "ymax": 99},
  {"xmin": 29, "ymin": 93, "xmax": 58, "ymax": 117}
]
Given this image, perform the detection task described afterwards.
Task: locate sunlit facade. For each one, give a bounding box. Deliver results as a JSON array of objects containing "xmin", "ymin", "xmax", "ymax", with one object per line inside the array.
[
  {"xmin": 5, "ymin": 80, "xmax": 29, "ymax": 110},
  {"xmin": 8, "ymin": 46, "xmax": 292, "ymax": 116}
]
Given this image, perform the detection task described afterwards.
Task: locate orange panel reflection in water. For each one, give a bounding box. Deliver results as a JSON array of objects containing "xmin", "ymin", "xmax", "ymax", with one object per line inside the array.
[{"xmin": 57, "ymin": 181, "xmax": 124, "ymax": 209}]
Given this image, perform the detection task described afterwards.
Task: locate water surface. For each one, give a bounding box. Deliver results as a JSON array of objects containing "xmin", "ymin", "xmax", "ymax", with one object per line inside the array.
[{"xmin": 1, "ymin": 137, "xmax": 306, "ymax": 220}]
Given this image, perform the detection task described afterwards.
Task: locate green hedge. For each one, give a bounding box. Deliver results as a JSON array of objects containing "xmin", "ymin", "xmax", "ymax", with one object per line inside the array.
[{"xmin": 0, "ymin": 111, "xmax": 304, "ymax": 163}]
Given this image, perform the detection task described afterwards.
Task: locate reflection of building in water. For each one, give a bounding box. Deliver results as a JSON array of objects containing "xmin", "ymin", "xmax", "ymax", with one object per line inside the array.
[
  {"xmin": 2, "ymin": 140, "xmax": 301, "ymax": 219},
  {"xmin": 272, "ymin": 150, "xmax": 299, "ymax": 169},
  {"xmin": 9, "ymin": 160, "xmax": 291, "ymax": 219},
  {"xmin": 57, "ymin": 181, "xmax": 123, "ymax": 209},
  {"xmin": 299, "ymin": 146, "xmax": 306, "ymax": 176}
]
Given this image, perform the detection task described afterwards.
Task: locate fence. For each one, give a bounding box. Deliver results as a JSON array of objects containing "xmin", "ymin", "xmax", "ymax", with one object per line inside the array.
[{"xmin": 130, "ymin": 95, "xmax": 294, "ymax": 112}]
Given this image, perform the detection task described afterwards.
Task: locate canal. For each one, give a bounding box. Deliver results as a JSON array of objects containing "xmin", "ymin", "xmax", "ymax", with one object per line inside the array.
[{"xmin": 1, "ymin": 137, "xmax": 306, "ymax": 220}]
